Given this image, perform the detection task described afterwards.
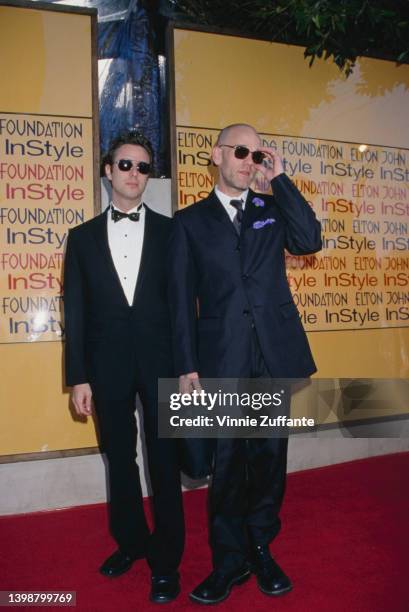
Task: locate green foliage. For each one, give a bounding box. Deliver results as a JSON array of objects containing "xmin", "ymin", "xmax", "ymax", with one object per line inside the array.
[{"xmin": 169, "ymin": 0, "xmax": 409, "ymax": 75}]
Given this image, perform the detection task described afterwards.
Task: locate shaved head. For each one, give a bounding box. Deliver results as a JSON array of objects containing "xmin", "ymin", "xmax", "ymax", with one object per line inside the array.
[{"xmin": 216, "ymin": 123, "xmax": 260, "ymax": 145}]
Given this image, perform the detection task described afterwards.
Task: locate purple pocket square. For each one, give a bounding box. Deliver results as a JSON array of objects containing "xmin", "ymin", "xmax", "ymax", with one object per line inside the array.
[{"xmin": 253, "ymin": 218, "xmax": 276, "ymax": 230}]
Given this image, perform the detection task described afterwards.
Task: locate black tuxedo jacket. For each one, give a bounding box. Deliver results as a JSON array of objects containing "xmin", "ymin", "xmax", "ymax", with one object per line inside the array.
[
  {"xmin": 168, "ymin": 174, "xmax": 322, "ymax": 379},
  {"xmin": 64, "ymin": 205, "xmax": 173, "ymax": 389}
]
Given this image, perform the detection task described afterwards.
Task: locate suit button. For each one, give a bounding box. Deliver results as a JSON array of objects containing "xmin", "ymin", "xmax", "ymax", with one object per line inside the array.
[
  {"xmin": 236, "ymin": 245, "xmax": 240, "ymax": 251},
  {"xmin": 242, "ymin": 274, "xmax": 248, "ymax": 280},
  {"xmin": 243, "ymin": 309, "xmax": 250, "ymax": 316}
]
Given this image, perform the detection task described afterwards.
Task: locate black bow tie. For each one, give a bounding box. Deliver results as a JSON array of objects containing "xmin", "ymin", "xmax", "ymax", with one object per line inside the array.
[{"xmin": 111, "ymin": 207, "xmax": 140, "ymax": 222}]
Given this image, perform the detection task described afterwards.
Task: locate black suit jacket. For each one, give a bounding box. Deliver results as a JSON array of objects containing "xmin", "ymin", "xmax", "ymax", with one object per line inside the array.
[
  {"xmin": 168, "ymin": 174, "xmax": 322, "ymax": 379},
  {"xmin": 64, "ymin": 205, "xmax": 173, "ymax": 389}
]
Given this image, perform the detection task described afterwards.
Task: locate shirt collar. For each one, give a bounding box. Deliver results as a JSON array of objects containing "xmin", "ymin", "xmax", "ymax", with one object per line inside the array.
[
  {"xmin": 215, "ymin": 186, "xmax": 249, "ymax": 209},
  {"xmin": 110, "ymin": 201, "xmax": 144, "ymax": 215}
]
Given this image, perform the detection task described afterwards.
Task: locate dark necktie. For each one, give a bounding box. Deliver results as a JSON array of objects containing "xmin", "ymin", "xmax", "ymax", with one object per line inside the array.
[
  {"xmin": 230, "ymin": 199, "xmax": 244, "ymax": 234},
  {"xmin": 111, "ymin": 206, "xmax": 140, "ymax": 222}
]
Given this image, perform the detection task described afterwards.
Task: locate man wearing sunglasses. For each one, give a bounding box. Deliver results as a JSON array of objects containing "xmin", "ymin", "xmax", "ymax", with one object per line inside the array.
[
  {"xmin": 168, "ymin": 123, "xmax": 321, "ymax": 604},
  {"xmin": 64, "ymin": 132, "xmax": 184, "ymax": 603}
]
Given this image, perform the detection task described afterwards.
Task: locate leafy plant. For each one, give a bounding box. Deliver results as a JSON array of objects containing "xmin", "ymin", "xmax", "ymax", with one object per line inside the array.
[{"xmin": 166, "ymin": 0, "xmax": 409, "ymax": 75}]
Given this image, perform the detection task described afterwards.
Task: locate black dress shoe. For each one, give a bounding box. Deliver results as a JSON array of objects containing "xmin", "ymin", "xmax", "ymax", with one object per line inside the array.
[
  {"xmin": 99, "ymin": 550, "xmax": 141, "ymax": 578},
  {"xmin": 251, "ymin": 545, "xmax": 292, "ymax": 596},
  {"xmin": 189, "ymin": 566, "xmax": 251, "ymax": 605},
  {"xmin": 150, "ymin": 573, "xmax": 180, "ymax": 603}
]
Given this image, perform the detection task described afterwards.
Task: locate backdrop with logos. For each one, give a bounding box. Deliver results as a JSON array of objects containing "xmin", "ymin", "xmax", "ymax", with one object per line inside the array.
[
  {"xmin": 0, "ymin": 1, "xmax": 99, "ymax": 457},
  {"xmin": 168, "ymin": 25, "xmax": 409, "ymax": 429}
]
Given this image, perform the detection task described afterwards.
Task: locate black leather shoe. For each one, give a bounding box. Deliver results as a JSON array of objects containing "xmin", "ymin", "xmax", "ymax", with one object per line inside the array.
[
  {"xmin": 189, "ymin": 566, "xmax": 251, "ymax": 604},
  {"xmin": 251, "ymin": 545, "xmax": 292, "ymax": 596},
  {"xmin": 150, "ymin": 573, "xmax": 180, "ymax": 603},
  {"xmin": 99, "ymin": 550, "xmax": 141, "ymax": 578}
]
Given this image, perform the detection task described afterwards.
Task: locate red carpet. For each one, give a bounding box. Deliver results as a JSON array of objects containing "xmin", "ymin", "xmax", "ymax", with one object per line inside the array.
[{"xmin": 1, "ymin": 452, "xmax": 408, "ymax": 611}]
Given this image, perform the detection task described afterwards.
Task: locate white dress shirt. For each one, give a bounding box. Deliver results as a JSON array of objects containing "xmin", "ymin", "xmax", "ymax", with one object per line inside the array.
[
  {"xmin": 215, "ymin": 186, "xmax": 249, "ymax": 223},
  {"xmin": 107, "ymin": 202, "xmax": 145, "ymax": 306}
]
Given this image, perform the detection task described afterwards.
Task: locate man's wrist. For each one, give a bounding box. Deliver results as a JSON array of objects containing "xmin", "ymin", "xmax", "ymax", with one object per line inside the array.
[{"xmin": 271, "ymin": 171, "xmax": 285, "ymax": 182}]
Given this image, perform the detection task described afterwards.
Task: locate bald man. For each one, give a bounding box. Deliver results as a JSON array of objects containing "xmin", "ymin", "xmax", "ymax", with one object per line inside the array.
[{"xmin": 168, "ymin": 124, "xmax": 322, "ymax": 604}]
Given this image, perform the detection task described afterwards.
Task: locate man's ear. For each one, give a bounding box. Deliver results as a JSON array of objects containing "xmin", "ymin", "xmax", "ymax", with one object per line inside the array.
[
  {"xmin": 212, "ymin": 145, "xmax": 221, "ymax": 166},
  {"xmin": 105, "ymin": 163, "xmax": 112, "ymax": 181}
]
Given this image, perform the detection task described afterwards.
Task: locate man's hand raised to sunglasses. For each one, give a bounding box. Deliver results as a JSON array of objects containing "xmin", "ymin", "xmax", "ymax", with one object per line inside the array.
[{"xmin": 256, "ymin": 148, "xmax": 284, "ymax": 182}]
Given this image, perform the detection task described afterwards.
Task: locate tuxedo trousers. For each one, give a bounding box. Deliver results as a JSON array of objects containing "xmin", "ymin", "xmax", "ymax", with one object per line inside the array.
[
  {"xmin": 90, "ymin": 339, "xmax": 184, "ymax": 575},
  {"xmin": 209, "ymin": 328, "xmax": 289, "ymax": 573}
]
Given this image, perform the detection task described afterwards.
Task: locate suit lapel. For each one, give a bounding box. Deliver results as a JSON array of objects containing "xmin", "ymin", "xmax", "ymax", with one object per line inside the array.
[
  {"xmin": 205, "ymin": 190, "xmax": 239, "ymax": 238},
  {"xmin": 241, "ymin": 189, "xmax": 272, "ymax": 231},
  {"xmin": 91, "ymin": 209, "xmax": 112, "ymax": 265},
  {"xmin": 131, "ymin": 204, "xmax": 155, "ymax": 305},
  {"xmin": 205, "ymin": 189, "xmax": 272, "ymax": 235}
]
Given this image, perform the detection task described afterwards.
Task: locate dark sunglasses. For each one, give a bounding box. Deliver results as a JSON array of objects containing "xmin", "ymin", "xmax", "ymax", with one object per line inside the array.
[
  {"xmin": 114, "ymin": 159, "xmax": 151, "ymax": 174},
  {"xmin": 219, "ymin": 144, "xmax": 265, "ymax": 164}
]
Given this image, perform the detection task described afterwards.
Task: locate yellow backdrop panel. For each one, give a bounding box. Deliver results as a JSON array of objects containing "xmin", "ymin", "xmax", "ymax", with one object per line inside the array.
[
  {"xmin": 0, "ymin": 5, "xmax": 97, "ymax": 456},
  {"xmin": 172, "ymin": 28, "xmax": 409, "ymax": 389}
]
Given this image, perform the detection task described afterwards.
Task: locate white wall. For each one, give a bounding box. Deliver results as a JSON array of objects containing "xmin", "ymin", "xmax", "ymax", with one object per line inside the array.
[
  {"xmin": 1, "ymin": 435, "xmax": 408, "ymax": 515},
  {"xmin": 101, "ymin": 177, "xmax": 172, "ymax": 216}
]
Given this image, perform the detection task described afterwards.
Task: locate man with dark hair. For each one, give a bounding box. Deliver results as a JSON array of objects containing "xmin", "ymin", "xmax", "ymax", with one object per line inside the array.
[
  {"xmin": 101, "ymin": 131, "xmax": 154, "ymax": 169},
  {"xmin": 64, "ymin": 131, "xmax": 184, "ymax": 603},
  {"xmin": 168, "ymin": 123, "xmax": 321, "ymax": 604}
]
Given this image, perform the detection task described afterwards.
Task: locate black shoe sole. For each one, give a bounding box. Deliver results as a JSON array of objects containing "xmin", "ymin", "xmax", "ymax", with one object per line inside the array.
[
  {"xmin": 189, "ymin": 570, "xmax": 251, "ymax": 605},
  {"xmin": 99, "ymin": 551, "xmax": 145, "ymax": 578},
  {"xmin": 99, "ymin": 559, "xmax": 135, "ymax": 578},
  {"xmin": 99, "ymin": 564, "xmax": 133, "ymax": 578},
  {"xmin": 258, "ymin": 582, "xmax": 293, "ymax": 597},
  {"xmin": 150, "ymin": 586, "xmax": 181, "ymax": 604}
]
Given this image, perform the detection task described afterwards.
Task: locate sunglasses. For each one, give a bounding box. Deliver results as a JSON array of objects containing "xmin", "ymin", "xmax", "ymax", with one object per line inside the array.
[
  {"xmin": 219, "ymin": 144, "xmax": 265, "ymax": 164},
  {"xmin": 114, "ymin": 159, "xmax": 151, "ymax": 174}
]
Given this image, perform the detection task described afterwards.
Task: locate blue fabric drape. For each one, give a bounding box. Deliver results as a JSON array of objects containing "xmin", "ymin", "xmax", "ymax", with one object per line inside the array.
[{"xmin": 98, "ymin": 0, "xmax": 162, "ymax": 173}]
